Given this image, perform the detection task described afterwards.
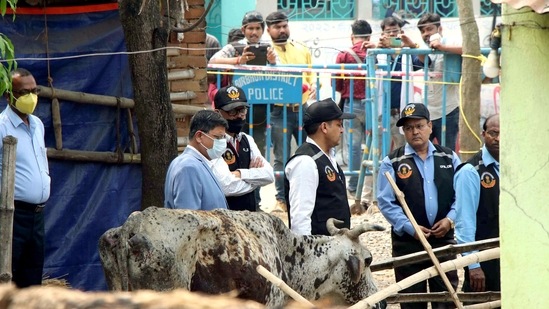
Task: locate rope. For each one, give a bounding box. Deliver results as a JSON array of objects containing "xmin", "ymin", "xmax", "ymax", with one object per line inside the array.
[
  {"xmin": 462, "ymin": 54, "xmax": 487, "ymax": 65},
  {"xmin": 43, "ymin": 3, "xmax": 54, "ymax": 90}
]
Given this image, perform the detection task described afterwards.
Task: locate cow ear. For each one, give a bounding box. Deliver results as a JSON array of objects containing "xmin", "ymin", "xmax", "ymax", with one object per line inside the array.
[{"xmin": 346, "ymin": 255, "xmax": 364, "ymax": 283}]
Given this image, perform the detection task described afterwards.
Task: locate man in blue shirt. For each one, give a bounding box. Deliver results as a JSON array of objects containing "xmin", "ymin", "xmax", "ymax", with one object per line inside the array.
[
  {"xmin": 377, "ymin": 103, "xmax": 460, "ymax": 309},
  {"xmin": 164, "ymin": 110, "xmax": 229, "ymax": 210},
  {"xmin": 0, "ymin": 68, "xmax": 50, "ymax": 287},
  {"xmin": 455, "ymin": 114, "xmax": 500, "ymax": 293}
]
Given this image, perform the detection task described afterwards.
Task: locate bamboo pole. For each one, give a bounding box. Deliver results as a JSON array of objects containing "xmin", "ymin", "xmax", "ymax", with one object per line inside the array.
[
  {"xmin": 126, "ymin": 109, "xmax": 138, "ymax": 154},
  {"xmin": 348, "ymin": 248, "xmax": 500, "ymax": 309},
  {"xmin": 256, "ymin": 265, "xmax": 315, "ymax": 307},
  {"xmin": 0, "ymin": 136, "xmax": 17, "ymax": 284},
  {"xmin": 37, "ymin": 86, "xmax": 204, "ymax": 116},
  {"xmin": 51, "ymin": 97, "xmax": 63, "ymax": 150},
  {"xmin": 387, "ymin": 292, "xmax": 500, "ymax": 304},
  {"xmin": 371, "ymin": 238, "xmax": 499, "ymax": 272},
  {"xmin": 383, "ymin": 171, "xmax": 463, "ymax": 309},
  {"xmin": 464, "ymin": 300, "xmax": 501, "ymax": 309},
  {"xmin": 47, "ymin": 148, "xmax": 141, "ymax": 164}
]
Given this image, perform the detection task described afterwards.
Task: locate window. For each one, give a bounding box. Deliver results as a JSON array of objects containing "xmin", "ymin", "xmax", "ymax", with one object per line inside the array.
[
  {"xmin": 277, "ymin": 0, "xmax": 354, "ymax": 20},
  {"xmin": 374, "ymin": 0, "xmax": 458, "ymax": 19},
  {"xmin": 481, "ymin": 0, "xmax": 501, "ymax": 16},
  {"xmin": 374, "ymin": 0, "xmax": 501, "ymax": 19}
]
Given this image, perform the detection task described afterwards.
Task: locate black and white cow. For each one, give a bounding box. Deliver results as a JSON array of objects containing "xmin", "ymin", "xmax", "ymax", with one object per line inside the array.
[{"xmin": 99, "ymin": 207, "xmax": 385, "ymax": 308}]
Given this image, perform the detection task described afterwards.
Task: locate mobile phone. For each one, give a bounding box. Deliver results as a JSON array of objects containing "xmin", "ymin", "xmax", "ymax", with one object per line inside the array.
[
  {"xmin": 247, "ymin": 43, "xmax": 269, "ymax": 65},
  {"xmin": 389, "ymin": 37, "xmax": 402, "ymax": 48}
]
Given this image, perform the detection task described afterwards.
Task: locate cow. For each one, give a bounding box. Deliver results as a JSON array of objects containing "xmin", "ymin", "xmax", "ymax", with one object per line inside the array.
[{"xmin": 99, "ymin": 207, "xmax": 386, "ymax": 308}]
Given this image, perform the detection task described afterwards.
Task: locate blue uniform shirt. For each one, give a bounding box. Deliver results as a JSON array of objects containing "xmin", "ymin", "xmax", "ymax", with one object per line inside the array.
[
  {"xmin": 0, "ymin": 105, "xmax": 50, "ymax": 204},
  {"xmin": 378, "ymin": 142, "xmax": 460, "ymax": 237},
  {"xmin": 454, "ymin": 145, "xmax": 499, "ymax": 269}
]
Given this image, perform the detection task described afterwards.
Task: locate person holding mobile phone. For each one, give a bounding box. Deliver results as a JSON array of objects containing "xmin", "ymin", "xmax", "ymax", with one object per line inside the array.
[
  {"xmin": 417, "ymin": 13, "xmax": 463, "ymax": 151},
  {"xmin": 333, "ymin": 19, "xmax": 374, "ymax": 203},
  {"xmin": 365, "ymin": 17, "xmax": 424, "ymax": 211},
  {"xmin": 210, "ymin": 11, "xmax": 278, "ymax": 157}
]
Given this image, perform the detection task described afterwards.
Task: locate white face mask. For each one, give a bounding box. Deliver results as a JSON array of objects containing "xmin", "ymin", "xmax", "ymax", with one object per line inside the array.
[{"xmin": 200, "ymin": 132, "xmax": 227, "ymax": 160}]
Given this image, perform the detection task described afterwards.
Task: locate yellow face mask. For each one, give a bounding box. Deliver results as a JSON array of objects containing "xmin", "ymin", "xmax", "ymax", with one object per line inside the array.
[{"xmin": 13, "ymin": 93, "xmax": 38, "ymax": 114}]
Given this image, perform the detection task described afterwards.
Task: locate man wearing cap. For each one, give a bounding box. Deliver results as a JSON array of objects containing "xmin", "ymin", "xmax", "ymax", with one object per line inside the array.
[
  {"xmin": 283, "ymin": 98, "xmax": 355, "ymax": 236},
  {"xmin": 211, "ymin": 85, "xmax": 274, "ymax": 211},
  {"xmin": 377, "ymin": 103, "xmax": 460, "ymax": 309}
]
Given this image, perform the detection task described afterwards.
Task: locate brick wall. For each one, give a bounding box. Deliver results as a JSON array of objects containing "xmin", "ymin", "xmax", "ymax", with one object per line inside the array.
[{"xmin": 167, "ymin": 0, "xmax": 208, "ymax": 143}]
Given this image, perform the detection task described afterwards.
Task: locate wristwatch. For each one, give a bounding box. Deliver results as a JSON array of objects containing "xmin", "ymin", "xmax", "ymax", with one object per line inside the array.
[{"xmin": 446, "ymin": 217, "xmax": 455, "ymax": 229}]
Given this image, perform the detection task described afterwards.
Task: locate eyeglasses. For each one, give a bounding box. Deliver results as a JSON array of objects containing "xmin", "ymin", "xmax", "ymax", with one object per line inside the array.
[
  {"xmin": 403, "ymin": 123, "xmax": 428, "ymax": 132},
  {"xmin": 12, "ymin": 88, "xmax": 40, "ymax": 96},
  {"xmin": 201, "ymin": 131, "xmax": 226, "ymax": 140},
  {"xmin": 226, "ymin": 107, "xmax": 248, "ymax": 117},
  {"xmin": 485, "ymin": 130, "xmax": 500, "ymax": 138}
]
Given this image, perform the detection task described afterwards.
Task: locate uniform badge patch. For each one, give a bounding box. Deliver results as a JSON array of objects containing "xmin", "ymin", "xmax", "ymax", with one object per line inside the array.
[
  {"xmin": 222, "ymin": 149, "xmax": 236, "ymax": 165},
  {"xmin": 480, "ymin": 172, "xmax": 496, "ymax": 188},
  {"xmin": 325, "ymin": 166, "xmax": 337, "ymax": 182},
  {"xmin": 397, "ymin": 163, "xmax": 413, "ymax": 179}
]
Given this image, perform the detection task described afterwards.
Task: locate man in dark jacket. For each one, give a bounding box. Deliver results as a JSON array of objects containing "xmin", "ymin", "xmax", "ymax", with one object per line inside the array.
[
  {"xmin": 284, "ymin": 98, "xmax": 355, "ymax": 235},
  {"xmin": 455, "ymin": 114, "xmax": 500, "ymax": 293},
  {"xmin": 377, "ymin": 103, "xmax": 461, "ymax": 309}
]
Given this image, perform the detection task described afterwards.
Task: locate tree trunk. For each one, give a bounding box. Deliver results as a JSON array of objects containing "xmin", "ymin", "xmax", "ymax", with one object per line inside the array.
[
  {"xmin": 119, "ymin": 1, "xmax": 178, "ymax": 209},
  {"xmin": 456, "ymin": 0, "xmax": 482, "ymax": 161}
]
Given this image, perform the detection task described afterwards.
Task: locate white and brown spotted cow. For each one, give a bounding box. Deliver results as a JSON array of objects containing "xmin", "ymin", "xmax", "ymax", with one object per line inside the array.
[{"xmin": 99, "ymin": 207, "xmax": 385, "ymax": 308}]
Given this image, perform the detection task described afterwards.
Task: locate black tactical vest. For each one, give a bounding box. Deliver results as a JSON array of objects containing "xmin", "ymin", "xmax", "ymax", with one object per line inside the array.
[{"xmin": 284, "ymin": 143, "xmax": 350, "ymax": 235}]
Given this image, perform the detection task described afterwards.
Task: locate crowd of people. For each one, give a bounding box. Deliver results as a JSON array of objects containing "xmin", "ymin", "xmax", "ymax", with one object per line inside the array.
[
  {"xmin": 1, "ymin": 9, "xmax": 500, "ymax": 309},
  {"xmin": 199, "ymin": 10, "xmax": 501, "ymax": 308}
]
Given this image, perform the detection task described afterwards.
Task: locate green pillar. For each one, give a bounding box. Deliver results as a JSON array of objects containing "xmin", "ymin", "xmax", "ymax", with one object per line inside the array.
[
  {"xmin": 206, "ymin": 0, "xmax": 256, "ymax": 46},
  {"xmin": 500, "ymin": 6, "xmax": 549, "ymax": 308}
]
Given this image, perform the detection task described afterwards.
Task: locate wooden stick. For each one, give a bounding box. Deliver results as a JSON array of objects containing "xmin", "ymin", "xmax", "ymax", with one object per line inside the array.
[
  {"xmin": 464, "ymin": 300, "xmax": 501, "ymax": 309},
  {"xmin": 37, "ymin": 86, "xmax": 204, "ymax": 116},
  {"xmin": 126, "ymin": 109, "xmax": 138, "ymax": 154},
  {"xmin": 51, "ymin": 97, "xmax": 63, "ymax": 150},
  {"xmin": 383, "ymin": 171, "xmax": 463, "ymax": 309},
  {"xmin": 47, "ymin": 148, "xmax": 141, "ymax": 164},
  {"xmin": 0, "ymin": 136, "xmax": 17, "ymax": 284},
  {"xmin": 256, "ymin": 265, "xmax": 315, "ymax": 307},
  {"xmin": 371, "ymin": 238, "xmax": 499, "ymax": 272},
  {"xmin": 386, "ymin": 292, "xmax": 500, "ymax": 304},
  {"xmin": 348, "ymin": 248, "xmax": 500, "ymax": 309}
]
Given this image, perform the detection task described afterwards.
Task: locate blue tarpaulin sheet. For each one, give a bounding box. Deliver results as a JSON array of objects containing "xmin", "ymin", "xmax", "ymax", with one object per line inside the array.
[{"xmin": 0, "ymin": 6, "xmax": 141, "ymax": 290}]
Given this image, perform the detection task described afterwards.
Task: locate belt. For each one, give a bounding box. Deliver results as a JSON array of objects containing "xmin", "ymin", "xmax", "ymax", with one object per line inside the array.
[
  {"xmin": 14, "ymin": 200, "xmax": 46, "ymax": 213},
  {"xmin": 391, "ymin": 108, "xmax": 400, "ymax": 116},
  {"xmin": 274, "ymin": 104, "xmax": 301, "ymax": 113}
]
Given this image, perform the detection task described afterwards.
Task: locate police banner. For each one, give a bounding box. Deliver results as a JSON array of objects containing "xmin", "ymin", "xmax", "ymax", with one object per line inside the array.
[{"xmin": 232, "ymin": 70, "xmax": 303, "ymax": 104}]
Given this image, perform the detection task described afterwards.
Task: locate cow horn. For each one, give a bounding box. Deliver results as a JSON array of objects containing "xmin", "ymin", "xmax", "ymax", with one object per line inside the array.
[
  {"xmin": 326, "ymin": 218, "xmax": 345, "ymax": 236},
  {"xmin": 347, "ymin": 223, "xmax": 385, "ymax": 240}
]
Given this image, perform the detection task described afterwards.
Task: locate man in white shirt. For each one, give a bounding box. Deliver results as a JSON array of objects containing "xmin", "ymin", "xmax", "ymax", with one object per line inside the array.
[
  {"xmin": 211, "ymin": 85, "xmax": 274, "ymax": 211},
  {"xmin": 284, "ymin": 98, "xmax": 355, "ymax": 235}
]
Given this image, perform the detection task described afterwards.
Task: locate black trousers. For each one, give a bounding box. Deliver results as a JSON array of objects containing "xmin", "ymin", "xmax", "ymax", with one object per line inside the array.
[
  {"xmin": 12, "ymin": 206, "xmax": 45, "ymax": 288},
  {"xmin": 392, "ymin": 237, "xmax": 458, "ymax": 309}
]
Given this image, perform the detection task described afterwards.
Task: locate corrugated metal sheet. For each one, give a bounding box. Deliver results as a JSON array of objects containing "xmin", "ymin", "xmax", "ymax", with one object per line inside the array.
[{"xmin": 491, "ymin": 0, "xmax": 549, "ymax": 13}]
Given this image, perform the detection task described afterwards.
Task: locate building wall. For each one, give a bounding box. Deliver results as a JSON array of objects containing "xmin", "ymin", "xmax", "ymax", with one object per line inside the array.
[
  {"xmin": 499, "ymin": 6, "xmax": 549, "ymax": 308},
  {"xmin": 169, "ymin": 0, "xmax": 211, "ymax": 141}
]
